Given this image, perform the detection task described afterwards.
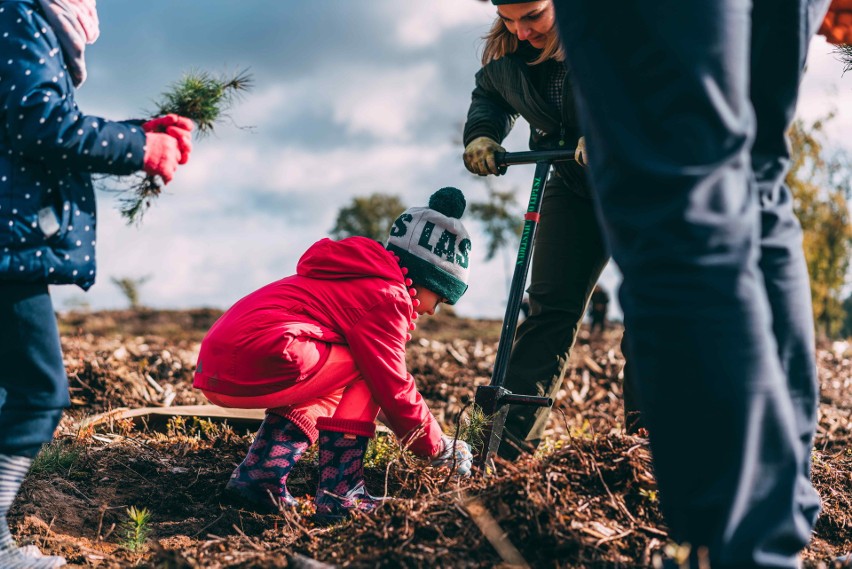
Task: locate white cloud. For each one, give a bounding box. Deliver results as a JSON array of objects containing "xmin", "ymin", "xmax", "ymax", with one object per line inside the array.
[
  {"xmin": 178, "ymin": 137, "xmax": 452, "ymax": 200},
  {"xmin": 230, "ymin": 84, "xmax": 300, "ymax": 127},
  {"xmin": 328, "ymin": 63, "xmax": 441, "ymax": 140},
  {"xmin": 222, "ymin": 61, "xmax": 447, "ymax": 143},
  {"xmin": 49, "ymin": 3, "xmax": 852, "ymax": 320},
  {"xmin": 394, "ymin": 0, "xmax": 493, "ymax": 48},
  {"xmin": 799, "ymin": 37, "xmax": 852, "ymax": 151}
]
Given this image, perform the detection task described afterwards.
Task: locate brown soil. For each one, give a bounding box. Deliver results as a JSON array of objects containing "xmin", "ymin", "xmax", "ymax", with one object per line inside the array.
[{"xmin": 8, "ymin": 309, "xmax": 851, "ymax": 568}]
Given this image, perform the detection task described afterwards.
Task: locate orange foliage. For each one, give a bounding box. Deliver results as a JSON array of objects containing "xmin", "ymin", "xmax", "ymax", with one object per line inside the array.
[{"xmin": 819, "ymin": 0, "xmax": 852, "ymax": 45}]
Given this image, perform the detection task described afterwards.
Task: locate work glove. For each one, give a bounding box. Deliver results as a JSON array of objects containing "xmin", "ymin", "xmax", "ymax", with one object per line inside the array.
[
  {"xmin": 430, "ymin": 434, "xmax": 473, "ymax": 476},
  {"xmin": 574, "ymin": 136, "xmax": 588, "ymax": 167},
  {"xmin": 463, "ymin": 136, "xmax": 506, "ymax": 176},
  {"xmin": 143, "ymin": 133, "xmax": 182, "ymax": 184},
  {"xmin": 143, "ymin": 114, "xmax": 194, "ymax": 165}
]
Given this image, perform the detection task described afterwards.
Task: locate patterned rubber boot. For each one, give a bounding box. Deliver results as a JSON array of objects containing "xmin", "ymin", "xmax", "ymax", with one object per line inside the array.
[
  {"xmin": 313, "ymin": 418, "xmax": 385, "ymax": 525},
  {"xmin": 225, "ymin": 414, "xmax": 310, "ymax": 512},
  {"xmin": 0, "ymin": 454, "xmax": 66, "ymax": 568}
]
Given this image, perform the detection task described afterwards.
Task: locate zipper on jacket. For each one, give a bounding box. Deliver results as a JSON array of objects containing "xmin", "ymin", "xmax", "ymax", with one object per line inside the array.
[{"xmin": 558, "ymin": 69, "xmax": 568, "ymax": 147}]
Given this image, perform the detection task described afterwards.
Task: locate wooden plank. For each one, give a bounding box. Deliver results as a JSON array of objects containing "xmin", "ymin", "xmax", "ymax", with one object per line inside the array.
[{"xmin": 80, "ymin": 404, "xmax": 266, "ymax": 431}]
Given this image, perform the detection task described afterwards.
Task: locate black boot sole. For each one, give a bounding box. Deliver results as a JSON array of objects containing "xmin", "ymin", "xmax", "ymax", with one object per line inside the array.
[{"xmin": 224, "ymin": 484, "xmax": 297, "ymax": 514}]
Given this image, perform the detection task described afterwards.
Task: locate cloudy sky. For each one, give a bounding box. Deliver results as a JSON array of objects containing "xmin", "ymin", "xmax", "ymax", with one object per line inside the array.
[{"xmin": 49, "ymin": 1, "xmax": 852, "ymax": 319}]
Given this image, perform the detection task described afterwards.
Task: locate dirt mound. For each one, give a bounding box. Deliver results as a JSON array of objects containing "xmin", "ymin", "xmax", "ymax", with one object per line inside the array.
[{"xmin": 7, "ymin": 310, "xmax": 851, "ymax": 568}]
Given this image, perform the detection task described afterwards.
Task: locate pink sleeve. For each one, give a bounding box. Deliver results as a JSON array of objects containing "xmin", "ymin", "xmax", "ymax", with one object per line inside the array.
[{"xmin": 345, "ymin": 294, "xmax": 444, "ymax": 458}]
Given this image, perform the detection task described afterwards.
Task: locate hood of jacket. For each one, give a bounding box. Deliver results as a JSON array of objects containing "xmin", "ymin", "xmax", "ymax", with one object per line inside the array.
[{"xmin": 297, "ymin": 236, "xmax": 403, "ymax": 282}]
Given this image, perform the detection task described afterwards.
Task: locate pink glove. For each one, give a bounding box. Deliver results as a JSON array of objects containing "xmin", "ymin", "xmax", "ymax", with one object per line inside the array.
[
  {"xmin": 143, "ymin": 133, "xmax": 181, "ymax": 184},
  {"xmin": 143, "ymin": 114, "xmax": 194, "ymax": 165}
]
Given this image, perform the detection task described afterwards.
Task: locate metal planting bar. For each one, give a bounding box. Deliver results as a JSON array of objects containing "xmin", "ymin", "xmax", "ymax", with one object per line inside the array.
[{"xmin": 473, "ymin": 149, "xmax": 574, "ymax": 473}]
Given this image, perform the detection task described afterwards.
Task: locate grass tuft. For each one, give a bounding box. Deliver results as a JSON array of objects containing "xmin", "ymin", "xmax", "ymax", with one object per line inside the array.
[{"xmin": 30, "ymin": 440, "xmax": 81, "ymax": 477}]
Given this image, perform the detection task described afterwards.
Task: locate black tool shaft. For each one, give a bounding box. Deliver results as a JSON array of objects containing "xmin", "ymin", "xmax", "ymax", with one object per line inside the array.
[
  {"xmin": 495, "ymin": 149, "xmax": 575, "ymax": 167},
  {"xmin": 490, "ymin": 160, "xmax": 552, "ymax": 389}
]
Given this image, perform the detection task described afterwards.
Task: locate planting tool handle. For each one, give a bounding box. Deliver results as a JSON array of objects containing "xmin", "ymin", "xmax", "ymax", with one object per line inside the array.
[
  {"xmin": 500, "ymin": 393, "xmax": 553, "ymax": 407},
  {"xmin": 490, "ymin": 158, "xmax": 551, "ymax": 390},
  {"xmin": 494, "ymin": 149, "xmax": 576, "ymax": 168},
  {"xmin": 475, "ymin": 152, "xmax": 568, "ymax": 475}
]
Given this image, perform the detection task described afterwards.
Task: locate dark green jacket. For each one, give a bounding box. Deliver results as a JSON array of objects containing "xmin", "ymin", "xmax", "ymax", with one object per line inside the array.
[{"xmin": 463, "ymin": 43, "xmax": 589, "ymax": 195}]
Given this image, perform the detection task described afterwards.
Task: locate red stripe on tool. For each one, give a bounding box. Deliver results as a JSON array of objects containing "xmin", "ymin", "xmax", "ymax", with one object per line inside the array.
[{"xmin": 524, "ymin": 212, "xmax": 541, "ymax": 222}]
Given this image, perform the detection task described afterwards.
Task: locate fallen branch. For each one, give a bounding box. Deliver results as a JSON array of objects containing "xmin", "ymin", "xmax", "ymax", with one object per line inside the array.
[{"xmin": 461, "ymin": 493, "xmax": 530, "ymax": 569}]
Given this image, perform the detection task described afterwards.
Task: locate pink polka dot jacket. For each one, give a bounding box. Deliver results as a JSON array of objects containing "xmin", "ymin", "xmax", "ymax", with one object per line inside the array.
[{"xmin": 0, "ymin": 0, "xmax": 147, "ymax": 289}]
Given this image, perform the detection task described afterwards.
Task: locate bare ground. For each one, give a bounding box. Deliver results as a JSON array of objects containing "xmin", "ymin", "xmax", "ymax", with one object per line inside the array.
[{"xmin": 7, "ymin": 309, "xmax": 851, "ymax": 568}]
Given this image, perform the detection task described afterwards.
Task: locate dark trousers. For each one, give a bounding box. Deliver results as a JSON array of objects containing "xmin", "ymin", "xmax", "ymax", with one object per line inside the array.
[
  {"xmin": 498, "ymin": 175, "xmax": 609, "ymax": 459},
  {"xmin": 0, "ymin": 283, "xmax": 68, "ymax": 458},
  {"xmin": 553, "ymin": 0, "xmax": 828, "ymax": 567}
]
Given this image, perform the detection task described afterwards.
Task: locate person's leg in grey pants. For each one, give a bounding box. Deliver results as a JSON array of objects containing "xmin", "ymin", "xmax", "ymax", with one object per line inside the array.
[
  {"xmin": 751, "ymin": 0, "xmax": 825, "ymax": 529},
  {"xmin": 551, "ymin": 0, "xmax": 828, "ymax": 566},
  {"xmin": 498, "ymin": 176, "xmax": 608, "ymax": 459}
]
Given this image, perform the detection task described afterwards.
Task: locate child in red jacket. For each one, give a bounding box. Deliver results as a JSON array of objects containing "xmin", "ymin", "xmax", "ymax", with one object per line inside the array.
[{"xmin": 194, "ymin": 187, "xmax": 474, "ymax": 522}]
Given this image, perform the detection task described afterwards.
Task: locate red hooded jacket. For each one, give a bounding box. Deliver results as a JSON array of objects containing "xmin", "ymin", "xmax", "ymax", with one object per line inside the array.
[{"xmin": 193, "ymin": 237, "xmax": 443, "ymax": 457}]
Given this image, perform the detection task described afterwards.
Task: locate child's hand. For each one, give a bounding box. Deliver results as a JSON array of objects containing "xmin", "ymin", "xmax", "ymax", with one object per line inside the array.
[
  {"xmin": 430, "ymin": 434, "xmax": 473, "ymax": 476},
  {"xmin": 143, "ymin": 114, "xmax": 194, "ymax": 165},
  {"xmin": 143, "ymin": 133, "xmax": 182, "ymax": 184}
]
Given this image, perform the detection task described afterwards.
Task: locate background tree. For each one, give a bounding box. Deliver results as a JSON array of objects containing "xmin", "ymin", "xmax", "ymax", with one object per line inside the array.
[
  {"xmin": 330, "ymin": 193, "xmax": 407, "ymax": 241},
  {"xmin": 330, "ymin": 186, "xmax": 523, "ymax": 258},
  {"xmin": 330, "ymin": 186, "xmax": 522, "ymax": 282},
  {"xmin": 467, "ymin": 178, "xmax": 522, "ymax": 262},
  {"xmin": 111, "ymin": 276, "xmax": 151, "ymax": 310},
  {"xmin": 788, "ymin": 115, "xmax": 852, "ymax": 339}
]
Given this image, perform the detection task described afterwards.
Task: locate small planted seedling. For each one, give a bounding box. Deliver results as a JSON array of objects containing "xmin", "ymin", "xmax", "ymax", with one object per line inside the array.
[
  {"xmin": 119, "ymin": 69, "xmax": 253, "ymax": 225},
  {"xmin": 121, "ymin": 506, "xmax": 151, "ymax": 553},
  {"xmin": 459, "ymin": 404, "xmax": 490, "ymax": 452},
  {"xmin": 30, "ymin": 440, "xmax": 81, "ymax": 477},
  {"xmin": 364, "ymin": 433, "xmax": 403, "ymax": 469}
]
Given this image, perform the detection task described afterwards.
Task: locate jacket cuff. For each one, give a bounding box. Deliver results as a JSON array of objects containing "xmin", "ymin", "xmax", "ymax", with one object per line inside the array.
[
  {"xmin": 398, "ymin": 416, "xmax": 444, "ymax": 458},
  {"xmin": 317, "ymin": 417, "xmax": 376, "ymax": 438},
  {"xmin": 462, "ymin": 129, "xmax": 500, "ymax": 148}
]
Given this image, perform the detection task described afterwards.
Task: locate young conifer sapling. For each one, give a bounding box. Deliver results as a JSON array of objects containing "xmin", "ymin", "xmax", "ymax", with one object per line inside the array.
[{"xmin": 119, "ymin": 69, "xmax": 253, "ymax": 225}]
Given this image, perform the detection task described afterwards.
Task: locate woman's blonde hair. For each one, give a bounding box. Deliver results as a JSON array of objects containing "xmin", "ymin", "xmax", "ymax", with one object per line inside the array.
[{"xmin": 481, "ymin": 13, "xmax": 564, "ymax": 66}]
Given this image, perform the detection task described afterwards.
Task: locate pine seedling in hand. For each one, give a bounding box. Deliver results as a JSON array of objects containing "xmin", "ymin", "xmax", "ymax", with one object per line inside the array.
[
  {"xmin": 153, "ymin": 69, "xmax": 253, "ymax": 137},
  {"xmin": 837, "ymin": 44, "xmax": 852, "ymax": 75},
  {"xmin": 119, "ymin": 69, "xmax": 253, "ymax": 225}
]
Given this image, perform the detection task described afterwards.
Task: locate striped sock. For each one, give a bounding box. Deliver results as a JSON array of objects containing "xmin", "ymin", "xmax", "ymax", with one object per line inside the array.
[
  {"xmin": 0, "ymin": 454, "xmax": 66, "ymax": 568},
  {"xmin": 0, "ymin": 454, "xmax": 31, "ymax": 551}
]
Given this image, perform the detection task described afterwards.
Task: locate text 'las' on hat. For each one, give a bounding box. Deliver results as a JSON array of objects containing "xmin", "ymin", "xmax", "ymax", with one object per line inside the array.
[{"xmin": 385, "ymin": 187, "xmax": 471, "ymax": 305}]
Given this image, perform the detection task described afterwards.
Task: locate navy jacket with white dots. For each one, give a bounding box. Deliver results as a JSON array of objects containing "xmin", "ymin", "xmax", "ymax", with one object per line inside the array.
[{"xmin": 0, "ymin": 0, "xmax": 147, "ymax": 290}]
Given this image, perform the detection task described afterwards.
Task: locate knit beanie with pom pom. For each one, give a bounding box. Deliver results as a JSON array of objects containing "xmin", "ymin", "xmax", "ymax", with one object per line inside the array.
[{"xmin": 385, "ymin": 187, "xmax": 472, "ymax": 305}]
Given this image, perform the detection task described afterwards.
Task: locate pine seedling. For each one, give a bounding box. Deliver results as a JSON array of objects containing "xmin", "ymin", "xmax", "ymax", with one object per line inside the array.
[
  {"xmin": 121, "ymin": 506, "xmax": 151, "ymax": 552},
  {"xmin": 119, "ymin": 69, "xmax": 253, "ymax": 225},
  {"xmin": 459, "ymin": 405, "xmax": 490, "ymax": 452},
  {"xmin": 152, "ymin": 69, "xmax": 253, "ymax": 137},
  {"xmin": 364, "ymin": 433, "xmax": 403, "ymax": 469},
  {"xmin": 837, "ymin": 44, "xmax": 852, "ymax": 75},
  {"xmin": 30, "ymin": 440, "xmax": 81, "ymax": 477}
]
